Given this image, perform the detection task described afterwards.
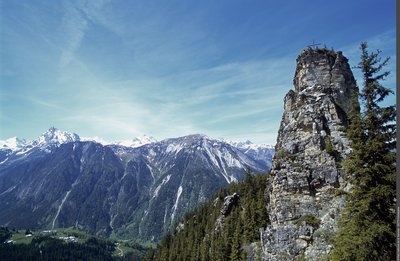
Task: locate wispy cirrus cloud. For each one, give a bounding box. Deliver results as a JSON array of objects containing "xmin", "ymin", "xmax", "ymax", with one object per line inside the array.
[
  {"xmin": 1, "ymin": 1, "xmax": 395, "ymax": 144},
  {"xmin": 59, "ymin": 2, "xmax": 88, "ymax": 68},
  {"xmin": 59, "ymin": 0, "xmax": 114, "ymax": 68},
  {"xmin": 49, "ymin": 53, "xmax": 293, "ymax": 143}
]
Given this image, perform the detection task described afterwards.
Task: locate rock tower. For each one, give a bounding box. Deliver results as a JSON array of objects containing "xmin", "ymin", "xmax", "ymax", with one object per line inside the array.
[{"xmin": 261, "ymin": 48, "xmax": 357, "ymax": 260}]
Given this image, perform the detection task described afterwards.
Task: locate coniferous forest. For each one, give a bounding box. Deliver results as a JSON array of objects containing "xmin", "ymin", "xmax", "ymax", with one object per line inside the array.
[
  {"xmin": 1, "ymin": 236, "xmax": 115, "ymax": 261},
  {"xmin": 147, "ymin": 171, "xmax": 269, "ymax": 261}
]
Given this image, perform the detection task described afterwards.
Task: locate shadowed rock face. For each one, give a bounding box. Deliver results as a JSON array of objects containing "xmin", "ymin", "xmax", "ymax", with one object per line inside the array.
[{"xmin": 261, "ymin": 48, "xmax": 357, "ymax": 260}]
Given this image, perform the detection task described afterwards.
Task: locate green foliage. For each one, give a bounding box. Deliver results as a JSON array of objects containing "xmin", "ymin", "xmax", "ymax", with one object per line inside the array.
[
  {"xmin": 298, "ymin": 251, "xmax": 307, "ymax": 261},
  {"xmin": 11, "ymin": 230, "xmax": 34, "ymax": 244},
  {"xmin": 229, "ymin": 220, "xmax": 243, "ymax": 261},
  {"xmin": 313, "ymin": 228, "xmax": 335, "ymax": 244},
  {"xmin": 326, "ymin": 187, "xmax": 343, "ymax": 197},
  {"xmin": 293, "ymin": 214, "xmax": 321, "ymax": 228},
  {"xmin": 331, "ymin": 42, "xmax": 396, "ymax": 261},
  {"xmin": 0, "ymin": 235, "xmax": 116, "ymax": 261},
  {"xmin": 274, "ymin": 149, "xmax": 292, "ymax": 161},
  {"xmin": 0, "ymin": 228, "xmax": 149, "ymax": 261},
  {"xmin": 274, "ymin": 149, "xmax": 286, "ymax": 159},
  {"xmin": 324, "ymin": 136, "xmax": 336, "ymax": 157},
  {"xmin": 151, "ymin": 172, "xmax": 270, "ymax": 260},
  {"xmin": 255, "ymin": 241, "xmax": 262, "ymax": 261}
]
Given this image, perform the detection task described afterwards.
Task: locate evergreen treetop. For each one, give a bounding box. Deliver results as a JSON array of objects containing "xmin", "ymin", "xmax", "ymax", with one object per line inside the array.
[{"xmin": 331, "ymin": 42, "xmax": 396, "ymax": 261}]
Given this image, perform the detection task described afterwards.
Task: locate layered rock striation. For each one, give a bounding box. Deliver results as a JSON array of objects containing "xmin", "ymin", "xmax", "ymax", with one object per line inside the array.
[{"xmin": 261, "ymin": 48, "xmax": 357, "ymax": 260}]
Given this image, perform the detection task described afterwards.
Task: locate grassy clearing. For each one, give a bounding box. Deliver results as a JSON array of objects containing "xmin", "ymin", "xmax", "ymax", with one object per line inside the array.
[
  {"xmin": 11, "ymin": 231, "xmax": 33, "ymax": 244},
  {"xmin": 4, "ymin": 227, "xmax": 151, "ymax": 260}
]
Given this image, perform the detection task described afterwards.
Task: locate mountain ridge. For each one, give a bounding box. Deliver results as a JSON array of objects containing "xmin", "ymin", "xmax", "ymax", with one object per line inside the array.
[
  {"xmin": 0, "ymin": 128, "xmax": 274, "ymax": 242},
  {"xmin": 0, "ymin": 128, "xmax": 273, "ymax": 153}
]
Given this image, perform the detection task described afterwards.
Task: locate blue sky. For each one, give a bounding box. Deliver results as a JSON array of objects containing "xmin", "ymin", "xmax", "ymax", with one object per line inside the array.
[{"xmin": 0, "ymin": 0, "xmax": 396, "ymax": 144}]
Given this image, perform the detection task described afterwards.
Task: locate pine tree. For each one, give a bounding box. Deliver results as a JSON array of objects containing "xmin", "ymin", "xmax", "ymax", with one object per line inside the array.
[
  {"xmin": 230, "ymin": 218, "xmax": 243, "ymax": 261},
  {"xmin": 331, "ymin": 42, "xmax": 396, "ymax": 260}
]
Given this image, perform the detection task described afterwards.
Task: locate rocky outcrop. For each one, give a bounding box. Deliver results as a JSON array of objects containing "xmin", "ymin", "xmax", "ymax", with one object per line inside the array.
[
  {"xmin": 220, "ymin": 193, "xmax": 240, "ymax": 216},
  {"xmin": 214, "ymin": 193, "xmax": 240, "ymax": 233},
  {"xmin": 261, "ymin": 48, "xmax": 357, "ymax": 260}
]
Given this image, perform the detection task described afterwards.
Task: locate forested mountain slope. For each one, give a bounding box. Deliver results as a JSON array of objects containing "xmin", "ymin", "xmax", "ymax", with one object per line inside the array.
[{"xmin": 149, "ymin": 172, "xmax": 269, "ymax": 261}]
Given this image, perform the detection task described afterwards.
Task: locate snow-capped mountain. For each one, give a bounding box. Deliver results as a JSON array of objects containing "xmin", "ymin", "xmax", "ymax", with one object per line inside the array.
[
  {"xmin": 229, "ymin": 140, "xmax": 275, "ymax": 169},
  {"xmin": 0, "ymin": 128, "xmax": 81, "ymax": 158},
  {"xmin": 0, "ymin": 128, "xmax": 272, "ymax": 155},
  {"xmin": 82, "ymin": 135, "xmax": 157, "ymax": 148},
  {"xmin": 30, "ymin": 127, "xmax": 80, "ymax": 147},
  {"xmin": 136, "ymin": 134, "xmax": 266, "ymax": 183},
  {"xmin": 0, "ymin": 137, "xmax": 28, "ymax": 163},
  {"xmin": 0, "ymin": 137, "xmax": 27, "ymax": 151},
  {"xmin": 116, "ymin": 135, "xmax": 157, "ymax": 148},
  {"xmin": 229, "ymin": 139, "xmax": 274, "ymax": 151},
  {"xmin": 0, "ymin": 128, "xmax": 274, "ymax": 242},
  {"xmin": 1, "ymin": 128, "xmax": 156, "ymax": 153}
]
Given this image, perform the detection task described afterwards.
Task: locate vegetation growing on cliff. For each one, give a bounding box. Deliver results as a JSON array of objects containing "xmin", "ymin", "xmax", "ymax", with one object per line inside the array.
[
  {"xmin": 148, "ymin": 171, "xmax": 269, "ymax": 261},
  {"xmin": 331, "ymin": 42, "xmax": 396, "ymax": 260}
]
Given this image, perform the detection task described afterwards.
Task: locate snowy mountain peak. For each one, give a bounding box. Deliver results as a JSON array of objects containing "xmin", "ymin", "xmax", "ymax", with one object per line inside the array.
[
  {"xmin": 82, "ymin": 135, "xmax": 157, "ymax": 148},
  {"xmin": 229, "ymin": 140, "xmax": 274, "ymax": 150},
  {"xmin": 0, "ymin": 137, "xmax": 27, "ymax": 151},
  {"xmin": 32, "ymin": 127, "xmax": 80, "ymax": 147},
  {"xmin": 117, "ymin": 135, "xmax": 157, "ymax": 148}
]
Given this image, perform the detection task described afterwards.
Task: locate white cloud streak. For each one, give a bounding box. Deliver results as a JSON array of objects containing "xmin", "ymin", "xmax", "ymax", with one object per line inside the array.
[
  {"xmin": 59, "ymin": 3, "xmax": 88, "ymax": 68},
  {"xmin": 50, "ymin": 53, "xmax": 293, "ymax": 144},
  {"xmin": 59, "ymin": 0, "xmax": 114, "ymax": 68},
  {"xmin": 5, "ymin": 1, "xmax": 395, "ymax": 145}
]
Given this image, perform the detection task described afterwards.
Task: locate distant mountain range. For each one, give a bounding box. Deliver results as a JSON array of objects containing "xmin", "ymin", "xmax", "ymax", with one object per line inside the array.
[{"xmin": 0, "ymin": 128, "xmax": 274, "ymax": 242}]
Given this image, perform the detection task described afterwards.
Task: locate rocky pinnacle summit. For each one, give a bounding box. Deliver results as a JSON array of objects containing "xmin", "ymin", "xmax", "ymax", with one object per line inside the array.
[{"xmin": 261, "ymin": 48, "xmax": 358, "ymax": 260}]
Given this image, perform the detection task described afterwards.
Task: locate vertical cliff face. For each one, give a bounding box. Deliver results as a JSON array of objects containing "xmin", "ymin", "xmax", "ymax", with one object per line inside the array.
[{"xmin": 261, "ymin": 48, "xmax": 357, "ymax": 260}]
